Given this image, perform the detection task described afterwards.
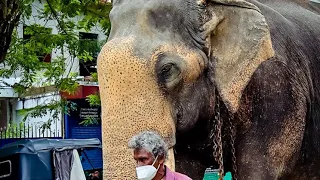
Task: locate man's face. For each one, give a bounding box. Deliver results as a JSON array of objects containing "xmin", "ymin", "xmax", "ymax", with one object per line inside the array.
[{"xmin": 133, "ymin": 148, "xmax": 156, "ymax": 167}]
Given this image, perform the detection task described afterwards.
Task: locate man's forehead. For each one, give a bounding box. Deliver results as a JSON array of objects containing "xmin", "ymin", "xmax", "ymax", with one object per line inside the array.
[{"xmin": 134, "ymin": 148, "xmax": 152, "ymax": 157}]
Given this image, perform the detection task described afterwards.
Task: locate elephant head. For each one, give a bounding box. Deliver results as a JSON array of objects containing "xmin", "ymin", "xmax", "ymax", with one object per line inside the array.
[{"xmin": 97, "ymin": 0, "xmax": 274, "ymax": 179}]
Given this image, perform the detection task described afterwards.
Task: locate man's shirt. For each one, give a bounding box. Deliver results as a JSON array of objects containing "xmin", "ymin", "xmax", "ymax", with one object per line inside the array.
[{"xmin": 164, "ymin": 166, "xmax": 192, "ymax": 180}]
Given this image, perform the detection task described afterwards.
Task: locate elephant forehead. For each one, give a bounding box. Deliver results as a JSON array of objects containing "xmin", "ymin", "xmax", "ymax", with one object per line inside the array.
[
  {"xmin": 99, "ymin": 37, "xmax": 149, "ymax": 65},
  {"xmin": 108, "ymin": 0, "xmax": 204, "ymax": 51}
]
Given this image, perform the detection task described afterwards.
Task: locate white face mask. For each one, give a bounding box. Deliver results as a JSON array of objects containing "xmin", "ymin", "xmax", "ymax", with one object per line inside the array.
[{"xmin": 136, "ymin": 155, "xmax": 160, "ymax": 180}]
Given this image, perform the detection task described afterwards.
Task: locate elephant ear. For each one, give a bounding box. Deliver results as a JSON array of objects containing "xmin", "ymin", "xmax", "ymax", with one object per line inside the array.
[{"xmin": 205, "ymin": 0, "xmax": 275, "ymax": 113}]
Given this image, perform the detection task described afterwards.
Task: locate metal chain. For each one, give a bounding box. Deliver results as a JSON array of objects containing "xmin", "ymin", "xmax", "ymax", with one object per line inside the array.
[
  {"xmin": 209, "ymin": 95, "xmax": 218, "ymax": 164},
  {"xmin": 213, "ymin": 95, "xmax": 224, "ymax": 179},
  {"xmin": 210, "ymin": 94, "xmax": 239, "ymax": 180},
  {"xmin": 228, "ymin": 114, "xmax": 238, "ymax": 180}
]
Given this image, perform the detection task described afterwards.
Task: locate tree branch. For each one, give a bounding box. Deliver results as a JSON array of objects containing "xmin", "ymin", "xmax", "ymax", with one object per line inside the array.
[
  {"xmin": 46, "ymin": 0, "xmax": 68, "ymax": 35},
  {"xmin": 0, "ymin": 0, "xmax": 22, "ymax": 63}
]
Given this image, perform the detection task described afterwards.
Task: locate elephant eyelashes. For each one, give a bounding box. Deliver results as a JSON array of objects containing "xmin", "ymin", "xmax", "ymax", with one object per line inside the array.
[
  {"xmin": 159, "ymin": 63, "xmax": 181, "ymax": 84},
  {"xmin": 161, "ymin": 63, "xmax": 179, "ymax": 79},
  {"xmin": 156, "ymin": 55, "xmax": 183, "ymax": 89}
]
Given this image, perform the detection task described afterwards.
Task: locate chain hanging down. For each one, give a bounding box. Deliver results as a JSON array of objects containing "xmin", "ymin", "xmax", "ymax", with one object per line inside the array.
[
  {"xmin": 210, "ymin": 95, "xmax": 224, "ymax": 179},
  {"xmin": 228, "ymin": 113, "xmax": 238, "ymax": 180},
  {"xmin": 210, "ymin": 93, "xmax": 238, "ymax": 180}
]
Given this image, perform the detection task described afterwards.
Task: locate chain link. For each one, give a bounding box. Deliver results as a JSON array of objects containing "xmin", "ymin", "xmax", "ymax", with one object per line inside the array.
[
  {"xmin": 210, "ymin": 93, "xmax": 238, "ymax": 180},
  {"xmin": 228, "ymin": 114, "xmax": 238, "ymax": 180},
  {"xmin": 213, "ymin": 95, "xmax": 224, "ymax": 180},
  {"xmin": 210, "ymin": 94, "xmax": 238, "ymax": 180}
]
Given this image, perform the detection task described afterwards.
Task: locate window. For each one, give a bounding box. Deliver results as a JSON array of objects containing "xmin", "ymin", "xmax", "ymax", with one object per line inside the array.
[
  {"xmin": 79, "ymin": 32, "xmax": 99, "ymax": 77},
  {"xmin": 0, "ymin": 100, "xmax": 8, "ymax": 128},
  {"xmin": 0, "ymin": 160, "xmax": 11, "ymax": 178},
  {"xmin": 23, "ymin": 25, "xmax": 52, "ymax": 63}
]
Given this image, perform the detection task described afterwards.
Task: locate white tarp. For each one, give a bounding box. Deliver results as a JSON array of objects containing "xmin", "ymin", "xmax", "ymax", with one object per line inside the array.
[
  {"xmin": 54, "ymin": 149, "xmax": 86, "ymax": 180},
  {"xmin": 70, "ymin": 149, "xmax": 86, "ymax": 180}
]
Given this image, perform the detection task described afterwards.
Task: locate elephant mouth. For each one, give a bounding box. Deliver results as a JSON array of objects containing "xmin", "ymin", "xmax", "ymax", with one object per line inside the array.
[
  {"xmin": 176, "ymin": 105, "xmax": 183, "ymax": 130},
  {"xmin": 174, "ymin": 102, "xmax": 184, "ymax": 132},
  {"xmin": 175, "ymin": 102, "xmax": 200, "ymax": 134}
]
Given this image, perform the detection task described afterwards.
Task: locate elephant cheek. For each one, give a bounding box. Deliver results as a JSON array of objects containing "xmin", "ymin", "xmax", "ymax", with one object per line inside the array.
[{"xmin": 97, "ymin": 38, "xmax": 176, "ymax": 179}]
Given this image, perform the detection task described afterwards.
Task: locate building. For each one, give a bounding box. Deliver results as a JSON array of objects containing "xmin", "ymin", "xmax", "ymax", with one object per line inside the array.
[{"xmin": 0, "ymin": 0, "xmax": 108, "ymax": 171}]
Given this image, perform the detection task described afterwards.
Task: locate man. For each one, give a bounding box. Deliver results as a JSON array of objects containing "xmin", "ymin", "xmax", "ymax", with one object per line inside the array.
[{"xmin": 128, "ymin": 131, "xmax": 192, "ymax": 180}]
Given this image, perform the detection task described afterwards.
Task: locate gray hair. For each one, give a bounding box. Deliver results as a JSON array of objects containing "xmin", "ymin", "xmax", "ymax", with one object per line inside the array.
[{"xmin": 128, "ymin": 131, "xmax": 168, "ymax": 159}]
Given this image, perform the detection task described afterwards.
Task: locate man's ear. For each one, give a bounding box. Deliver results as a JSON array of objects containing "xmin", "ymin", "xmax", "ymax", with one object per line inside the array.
[{"xmin": 158, "ymin": 154, "xmax": 165, "ymax": 164}]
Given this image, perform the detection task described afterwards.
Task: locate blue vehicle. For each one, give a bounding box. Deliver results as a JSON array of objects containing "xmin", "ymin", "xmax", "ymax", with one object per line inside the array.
[{"xmin": 0, "ymin": 138, "xmax": 101, "ymax": 180}]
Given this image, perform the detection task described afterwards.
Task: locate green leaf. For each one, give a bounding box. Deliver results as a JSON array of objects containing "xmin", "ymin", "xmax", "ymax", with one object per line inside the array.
[
  {"xmin": 2, "ymin": 0, "xmax": 111, "ymax": 127},
  {"xmin": 86, "ymin": 94, "xmax": 101, "ymax": 106}
]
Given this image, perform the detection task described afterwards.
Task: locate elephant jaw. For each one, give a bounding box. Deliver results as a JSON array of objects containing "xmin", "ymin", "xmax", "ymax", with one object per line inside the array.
[
  {"xmin": 166, "ymin": 148, "xmax": 176, "ymax": 171},
  {"xmin": 98, "ymin": 37, "xmax": 176, "ymax": 179}
]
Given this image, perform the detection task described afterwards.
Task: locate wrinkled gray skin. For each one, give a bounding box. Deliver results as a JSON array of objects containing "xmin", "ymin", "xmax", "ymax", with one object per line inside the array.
[{"xmin": 102, "ymin": 0, "xmax": 320, "ymax": 179}]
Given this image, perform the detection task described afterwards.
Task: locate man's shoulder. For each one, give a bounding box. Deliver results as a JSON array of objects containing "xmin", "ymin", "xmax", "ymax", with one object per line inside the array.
[
  {"xmin": 165, "ymin": 166, "xmax": 192, "ymax": 180},
  {"xmin": 172, "ymin": 171, "xmax": 192, "ymax": 180}
]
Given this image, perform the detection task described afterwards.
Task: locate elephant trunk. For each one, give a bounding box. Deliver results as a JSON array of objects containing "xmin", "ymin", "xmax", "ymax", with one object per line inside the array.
[{"xmin": 97, "ymin": 38, "xmax": 176, "ymax": 179}]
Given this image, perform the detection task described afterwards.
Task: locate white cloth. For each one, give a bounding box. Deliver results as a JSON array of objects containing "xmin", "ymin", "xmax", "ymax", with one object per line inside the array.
[{"xmin": 70, "ymin": 149, "xmax": 86, "ymax": 180}]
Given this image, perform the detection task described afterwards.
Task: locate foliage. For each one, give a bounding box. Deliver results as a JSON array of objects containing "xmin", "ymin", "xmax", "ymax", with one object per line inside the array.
[
  {"xmin": 86, "ymin": 93, "xmax": 101, "ymax": 107},
  {"xmin": 79, "ymin": 93, "xmax": 101, "ymax": 126},
  {"xmin": 82, "ymin": 72, "xmax": 101, "ymax": 126},
  {"xmin": 79, "ymin": 116, "xmax": 100, "ymax": 126},
  {"xmin": 0, "ymin": 0, "xmax": 110, "ymax": 126},
  {"xmin": 0, "ymin": 121, "xmax": 26, "ymax": 138}
]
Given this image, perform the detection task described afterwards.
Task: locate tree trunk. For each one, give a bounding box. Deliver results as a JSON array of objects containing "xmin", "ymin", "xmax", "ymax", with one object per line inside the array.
[{"xmin": 0, "ymin": 0, "xmax": 21, "ymax": 63}]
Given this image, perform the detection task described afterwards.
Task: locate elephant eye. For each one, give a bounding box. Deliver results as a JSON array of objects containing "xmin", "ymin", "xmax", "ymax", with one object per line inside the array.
[
  {"xmin": 161, "ymin": 63, "xmax": 174, "ymax": 75},
  {"xmin": 155, "ymin": 53, "xmax": 184, "ymax": 90},
  {"xmin": 159, "ymin": 63, "xmax": 180, "ymax": 83}
]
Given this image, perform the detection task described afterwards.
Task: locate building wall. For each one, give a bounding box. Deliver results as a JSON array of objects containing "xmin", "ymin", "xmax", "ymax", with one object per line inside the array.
[
  {"xmin": 0, "ymin": 0, "xmax": 106, "ymax": 134},
  {"xmin": 14, "ymin": 93, "xmax": 63, "ymax": 137}
]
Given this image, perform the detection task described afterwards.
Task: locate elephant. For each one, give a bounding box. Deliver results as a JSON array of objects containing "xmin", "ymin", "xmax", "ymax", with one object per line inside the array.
[{"xmin": 97, "ymin": 0, "xmax": 320, "ymax": 179}]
